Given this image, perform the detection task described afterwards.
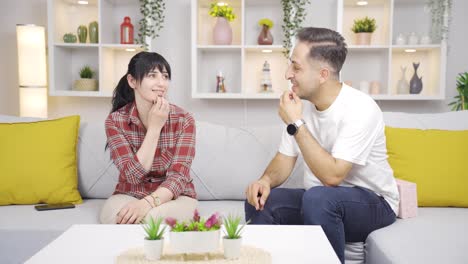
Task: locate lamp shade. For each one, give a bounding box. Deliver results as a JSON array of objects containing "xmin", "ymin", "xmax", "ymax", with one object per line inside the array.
[{"xmin": 16, "ymin": 24, "xmax": 47, "ymax": 118}]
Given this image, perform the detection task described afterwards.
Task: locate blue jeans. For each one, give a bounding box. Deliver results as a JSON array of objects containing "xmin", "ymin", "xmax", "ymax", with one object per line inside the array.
[{"xmin": 245, "ymin": 186, "xmax": 396, "ymax": 263}]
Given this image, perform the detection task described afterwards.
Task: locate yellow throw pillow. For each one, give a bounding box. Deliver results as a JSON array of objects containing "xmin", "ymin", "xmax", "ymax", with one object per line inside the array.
[
  {"xmin": 0, "ymin": 116, "xmax": 82, "ymax": 205},
  {"xmin": 385, "ymin": 126, "xmax": 468, "ymax": 207}
]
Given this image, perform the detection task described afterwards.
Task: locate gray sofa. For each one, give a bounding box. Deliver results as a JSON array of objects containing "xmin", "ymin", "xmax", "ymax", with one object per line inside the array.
[{"xmin": 1, "ymin": 111, "xmax": 467, "ymax": 264}]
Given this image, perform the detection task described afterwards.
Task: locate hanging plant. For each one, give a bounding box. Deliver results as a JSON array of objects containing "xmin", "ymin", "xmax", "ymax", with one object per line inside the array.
[
  {"xmin": 281, "ymin": 0, "xmax": 310, "ymax": 58},
  {"xmin": 425, "ymin": 0, "xmax": 452, "ymax": 43},
  {"xmin": 137, "ymin": 0, "xmax": 166, "ymax": 50}
]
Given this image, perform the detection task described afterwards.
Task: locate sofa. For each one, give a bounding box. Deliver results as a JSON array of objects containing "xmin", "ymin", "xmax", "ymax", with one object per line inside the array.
[{"xmin": 1, "ymin": 111, "xmax": 468, "ymax": 264}]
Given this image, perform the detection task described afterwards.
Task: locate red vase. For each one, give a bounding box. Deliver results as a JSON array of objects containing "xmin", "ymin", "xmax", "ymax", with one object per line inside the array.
[
  {"xmin": 257, "ymin": 25, "xmax": 273, "ymax": 45},
  {"xmin": 120, "ymin": 16, "xmax": 134, "ymax": 44}
]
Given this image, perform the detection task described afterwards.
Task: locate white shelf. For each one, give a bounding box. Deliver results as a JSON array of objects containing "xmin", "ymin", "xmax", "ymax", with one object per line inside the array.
[
  {"xmin": 193, "ymin": 0, "xmax": 446, "ymax": 100},
  {"xmin": 348, "ymin": 45, "xmax": 390, "ymax": 50},
  {"xmin": 391, "ymin": 44, "xmax": 441, "ymax": 51},
  {"xmin": 54, "ymin": 43, "xmax": 100, "ymax": 48},
  {"xmin": 48, "ymin": 0, "xmax": 150, "ymax": 97},
  {"xmin": 50, "ymin": 90, "xmax": 110, "ymax": 97},
  {"xmin": 197, "ymin": 45, "xmax": 243, "ymax": 50},
  {"xmin": 372, "ymin": 94, "xmax": 445, "ymax": 100},
  {"xmin": 193, "ymin": 93, "xmax": 281, "ymax": 100}
]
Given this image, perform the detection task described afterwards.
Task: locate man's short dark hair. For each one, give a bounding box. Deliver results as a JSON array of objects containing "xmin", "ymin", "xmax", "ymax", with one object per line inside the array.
[{"xmin": 296, "ymin": 27, "xmax": 348, "ymax": 77}]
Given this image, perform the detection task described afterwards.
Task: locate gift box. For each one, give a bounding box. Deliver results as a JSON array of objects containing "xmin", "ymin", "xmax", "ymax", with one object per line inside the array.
[{"xmin": 396, "ymin": 179, "xmax": 418, "ymax": 219}]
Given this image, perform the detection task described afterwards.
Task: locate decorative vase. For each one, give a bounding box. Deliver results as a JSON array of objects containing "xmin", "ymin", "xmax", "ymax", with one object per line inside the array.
[
  {"xmin": 420, "ymin": 34, "xmax": 431, "ymax": 45},
  {"xmin": 408, "ymin": 32, "xmax": 418, "ymax": 45},
  {"xmin": 397, "ymin": 66, "xmax": 410, "ymax": 94},
  {"xmin": 213, "ymin": 17, "xmax": 232, "ymax": 45},
  {"xmin": 370, "ymin": 81, "xmax": 381, "ymax": 95},
  {"xmin": 143, "ymin": 238, "xmax": 164, "ymax": 261},
  {"xmin": 63, "ymin": 33, "xmax": 77, "ymax": 43},
  {"xmin": 73, "ymin": 79, "xmax": 98, "ymax": 91},
  {"xmin": 410, "ymin": 62, "xmax": 423, "ymax": 94},
  {"xmin": 257, "ymin": 25, "xmax": 273, "ymax": 45},
  {"xmin": 359, "ymin": 81, "xmax": 370, "ymax": 94},
  {"xmin": 355, "ymin": 32, "xmax": 372, "ymax": 45},
  {"xmin": 223, "ymin": 237, "xmax": 242, "ymax": 259},
  {"xmin": 77, "ymin": 25, "xmax": 87, "ymax": 43},
  {"xmin": 120, "ymin": 16, "xmax": 134, "ymax": 44},
  {"xmin": 169, "ymin": 230, "xmax": 220, "ymax": 254},
  {"xmin": 396, "ymin": 33, "xmax": 406, "ymax": 45},
  {"xmin": 89, "ymin": 21, "xmax": 99, "ymax": 43}
]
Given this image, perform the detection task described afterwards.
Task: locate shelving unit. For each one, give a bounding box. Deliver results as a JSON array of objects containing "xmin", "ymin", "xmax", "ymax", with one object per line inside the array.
[
  {"xmin": 193, "ymin": 0, "xmax": 447, "ymax": 100},
  {"xmin": 47, "ymin": 0, "xmax": 149, "ymax": 97},
  {"xmin": 192, "ymin": 0, "xmax": 290, "ymax": 99},
  {"xmin": 338, "ymin": 0, "xmax": 446, "ymax": 100}
]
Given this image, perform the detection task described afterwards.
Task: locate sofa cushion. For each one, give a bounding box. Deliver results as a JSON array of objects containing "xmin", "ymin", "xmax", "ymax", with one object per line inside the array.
[
  {"xmin": 365, "ymin": 208, "xmax": 468, "ymax": 264},
  {"xmin": 386, "ymin": 127, "xmax": 468, "ymax": 207},
  {"xmin": 192, "ymin": 122, "xmax": 304, "ymax": 200},
  {"xmin": 0, "ymin": 115, "xmax": 82, "ymax": 205}
]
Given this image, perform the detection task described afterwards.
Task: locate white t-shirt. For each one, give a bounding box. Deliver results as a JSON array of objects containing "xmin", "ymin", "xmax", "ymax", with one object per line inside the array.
[{"xmin": 279, "ymin": 84, "xmax": 399, "ymax": 214}]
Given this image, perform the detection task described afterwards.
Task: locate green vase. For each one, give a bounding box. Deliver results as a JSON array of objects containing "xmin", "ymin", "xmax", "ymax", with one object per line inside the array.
[
  {"xmin": 63, "ymin": 33, "xmax": 77, "ymax": 43},
  {"xmin": 89, "ymin": 21, "xmax": 99, "ymax": 43},
  {"xmin": 77, "ymin": 25, "xmax": 87, "ymax": 43}
]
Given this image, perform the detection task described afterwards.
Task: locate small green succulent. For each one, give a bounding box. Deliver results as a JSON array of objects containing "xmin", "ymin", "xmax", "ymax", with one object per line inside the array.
[
  {"xmin": 142, "ymin": 216, "xmax": 166, "ymax": 240},
  {"xmin": 223, "ymin": 214, "xmax": 250, "ymax": 239},
  {"xmin": 351, "ymin": 16, "xmax": 377, "ymax": 33},
  {"xmin": 79, "ymin": 65, "xmax": 94, "ymax": 79},
  {"xmin": 209, "ymin": 2, "xmax": 236, "ymax": 22}
]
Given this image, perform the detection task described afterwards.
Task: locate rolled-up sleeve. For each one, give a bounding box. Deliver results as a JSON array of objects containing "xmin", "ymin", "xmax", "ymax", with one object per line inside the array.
[
  {"xmin": 160, "ymin": 114, "xmax": 196, "ymax": 199},
  {"xmin": 105, "ymin": 117, "xmax": 148, "ymax": 185}
]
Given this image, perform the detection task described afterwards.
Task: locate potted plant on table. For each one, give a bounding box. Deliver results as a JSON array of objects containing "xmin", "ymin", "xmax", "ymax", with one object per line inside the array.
[
  {"xmin": 223, "ymin": 214, "xmax": 249, "ymax": 259},
  {"xmin": 165, "ymin": 210, "xmax": 221, "ymax": 254},
  {"xmin": 257, "ymin": 18, "xmax": 274, "ymax": 45},
  {"xmin": 209, "ymin": 2, "xmax": 236, "ymax": 45},
  {"xmin": 73, "ymin": 65, "xmax": 98, "ymax": 91},
  {"xmin": 142, "ymin": 216, "xmax": 166, "ymax": 260},
  {"xmin": 351, "ymin": 16, "xmax": 377, "ymax": 45}
]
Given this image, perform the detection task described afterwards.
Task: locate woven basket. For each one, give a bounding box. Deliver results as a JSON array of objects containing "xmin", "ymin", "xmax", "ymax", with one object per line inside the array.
[{"xmin": 73, "ymin": 79, "xmax": 98, "ymax": 91}]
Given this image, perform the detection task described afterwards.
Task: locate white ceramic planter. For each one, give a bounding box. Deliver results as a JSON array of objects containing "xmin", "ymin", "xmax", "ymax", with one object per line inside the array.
[
  {"xmin": 143, "ymin": 238, "xmax": 164, "ymax": 260},
  {"xmin": 169, "ymin": 230, "xmax": 220, "ymax": 254},
  {"xmin": 223, "ymin": 237, "xmax": 242, "ymax": 259}
]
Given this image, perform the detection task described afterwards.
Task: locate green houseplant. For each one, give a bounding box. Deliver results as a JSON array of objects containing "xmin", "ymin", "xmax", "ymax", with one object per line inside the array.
[
  {"xmin": 165, "ymin": 210, "xmax": 221, "ymax": 254},
  {"xmin": 137, "ymin": 0, "xmax": 166, "ymax": 50},
  {"xmin": 73, "ymin": 65, "xmax": 98, "ymax": 91},
  {"xmin": 449, "ymin": 72, "xmax": 468, "ymax": 111},
  {"xmin": 142, "ymin": 216, "xmax": 166, "ymax": 260},
  {"xmin": 351, "ymin": 16, "xmax": 377, "ymax": 45},
  {"xmin": 222, "ymin": 215, "xmax": 250, "ymax": 259},
  {"xmin": 281, "ymin": 0, "xmax": 310, "ymax": 57},
  {"xmin": 258, "ymin": 18, "xmax": 274, "ymax": 45},
  {"xmin": 209, "ymin": 2, "xmax": 236, "ymax": 45}
]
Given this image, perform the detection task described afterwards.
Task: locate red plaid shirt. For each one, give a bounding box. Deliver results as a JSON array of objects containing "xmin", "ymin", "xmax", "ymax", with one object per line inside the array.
[{"xmin": 105, "ymin": 102, "xmax": 197, "ymax": 200}]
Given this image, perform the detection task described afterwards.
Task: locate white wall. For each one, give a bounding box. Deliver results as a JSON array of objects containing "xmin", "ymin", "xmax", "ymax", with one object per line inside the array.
[{"xmin": 1, "ymin": 0, "xmax": 467, "ymax": 126}]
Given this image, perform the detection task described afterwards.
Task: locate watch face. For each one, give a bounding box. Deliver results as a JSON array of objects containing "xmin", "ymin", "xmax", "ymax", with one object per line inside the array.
[{"xmin": 287, "ymin": 124, "xmax": 297, "ymax": 135}]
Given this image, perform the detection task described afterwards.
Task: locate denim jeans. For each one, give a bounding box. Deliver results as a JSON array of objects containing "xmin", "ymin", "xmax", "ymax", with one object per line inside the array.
[{"xmin": 245, "ymin": 186, "xmax": 396, "ymax": 263}]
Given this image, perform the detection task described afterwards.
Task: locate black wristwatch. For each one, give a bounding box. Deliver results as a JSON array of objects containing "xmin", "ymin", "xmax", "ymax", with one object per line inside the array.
[{"xmin": 287, "ymin": 119, "xmax": 305, "ymax": 136}]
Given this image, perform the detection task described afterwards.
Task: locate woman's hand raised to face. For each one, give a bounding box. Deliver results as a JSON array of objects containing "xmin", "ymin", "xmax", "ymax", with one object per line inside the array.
[{"xmin": 148, "ymin": 96, "xmax": 170, "ymax": 132}]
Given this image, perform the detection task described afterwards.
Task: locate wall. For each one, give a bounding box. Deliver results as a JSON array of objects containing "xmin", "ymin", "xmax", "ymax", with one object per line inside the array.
[{"xmin": 1, "ymin": 0, "xmax": 467, "ymax": 126}]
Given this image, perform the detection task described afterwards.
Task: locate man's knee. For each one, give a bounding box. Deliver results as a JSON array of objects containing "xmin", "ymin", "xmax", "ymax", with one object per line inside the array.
[{"xmin": 302, "ymin": 186, "xmax": 341, "ymax": 220}]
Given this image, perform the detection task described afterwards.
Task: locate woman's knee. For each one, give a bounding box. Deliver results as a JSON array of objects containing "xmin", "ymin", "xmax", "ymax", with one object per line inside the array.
[{"xmin": 99, "ymin": 194, "xmax": 136, "ymax": 224}]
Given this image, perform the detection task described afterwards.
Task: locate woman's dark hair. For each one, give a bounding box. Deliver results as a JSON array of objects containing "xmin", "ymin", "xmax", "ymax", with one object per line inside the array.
[{"xmin": 111, "ymin": 51, "xmax": 172, "ymax": 113}]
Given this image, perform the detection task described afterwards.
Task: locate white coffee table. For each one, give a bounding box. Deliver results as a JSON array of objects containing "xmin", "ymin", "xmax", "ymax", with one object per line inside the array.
[{"xmin": 25, "ymin": 224, "xmax": 340, "ymax": 264}]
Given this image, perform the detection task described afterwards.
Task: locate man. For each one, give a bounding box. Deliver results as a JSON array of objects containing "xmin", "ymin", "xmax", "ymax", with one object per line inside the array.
[{"xmin": 245, "ymin": 27, "xmax": 399, "ymax": 263}]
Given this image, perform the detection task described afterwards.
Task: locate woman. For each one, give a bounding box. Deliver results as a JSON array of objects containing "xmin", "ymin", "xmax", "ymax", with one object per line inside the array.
[{"xmin": 100, "ymin": 51, "xmax": 198, "ymax": 224}]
